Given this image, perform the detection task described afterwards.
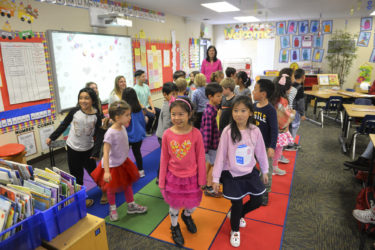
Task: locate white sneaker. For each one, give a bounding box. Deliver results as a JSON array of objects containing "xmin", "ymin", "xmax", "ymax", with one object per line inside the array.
[
  {"xmin": 227, "ymin": 211, "xmax": 246, "ymax": 228},
  {"xmin": 109, "ymin": 205, "xmax": 119, "ymax": 221},
  {"xmin": 273, "ymin": 166, "xmax": 286, "ymax": 176},
  {"xmin": 139, "ymin": 170, "xmax": 145, "ymax": 178},
  {"xmin": 278, "ymin": 155, "xmax": 290, "ymax": 164},
  {"xmin": 230, "ymin": 231, "xmax": 240, "ymax": 247},
  {"xmin": 353, "ymin": 209, "xmax": 375, "ymax": 224}
]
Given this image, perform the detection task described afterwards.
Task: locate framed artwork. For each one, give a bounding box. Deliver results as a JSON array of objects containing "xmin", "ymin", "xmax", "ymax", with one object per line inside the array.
[
  {"xmin": 360, "ymin": 17, "xmax": 372, "ymax": 31},
  {"xmin": 298, "ymin": 20, "xmax": 309, "ymax": 34},
  {"xmin": 280, "ymin": 35, "xmax": 290, "ymax": 48},
  {"xmin": 17, "ymin": 132, "xmax": 37, "ymax": 157},
  {"xmin": 313, "ymin": 35, "xmax": 324, "ymax": 48},
  {"xmin": 302, "ymin": 35, "xmax": 312, "ymax": 47},
  {"xmin": 322, "ymin": 20, "xmax": 333, "ymax": 34},
  {"xmin": 310, "ymin": 20, "xmax": 320, "ymax": 34},
  {"xmin": 357, "ymin": 31, "xmax": 371, "ymax": 47},
  {"xmin": 369, "ymin": 48, "xmax": 375, "ymax": 63},
  {"xmin": 276, "ymin": 21, "xmax": 286, "ymax": 35},
  {"xmin": 292, "ymin": 35, "xmax": 302, "ymax": 48},
  {"xmin": 312, "ymin": 49, "xmax": 324, "ymax": 62},
  {"xmin": 290, "ymin": 49, "xmax": 300, "ymax": 62},
  {"xmin": 279, "ymin": 49, "xmax": 289, "ymax": 63},
  {"xmin": 301, "ymin": 48, "xmax": 312, "ymax": 61},
  {"xmin": 287, "ymin": 20, "xmax": 297, "ymax": 34}
]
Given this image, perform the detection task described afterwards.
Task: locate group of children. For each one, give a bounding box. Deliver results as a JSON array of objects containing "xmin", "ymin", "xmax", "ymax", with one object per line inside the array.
[{"xmin": 46, "ymin": 66, "xmax": 306, "ymax": 248}]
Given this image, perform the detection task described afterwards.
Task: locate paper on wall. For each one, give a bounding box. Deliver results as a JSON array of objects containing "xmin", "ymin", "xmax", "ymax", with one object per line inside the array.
[
  {"xmin": 1, "ymin": 42, "xmax": 51, "ymax": 105},
  {"xmin": 39, "ymin": 125, "xmax": 55, "ymax": 151},
  {"xmin": 163, "ymin": 50, "xmax": 170, "ymax": 67},
  {"xmin": 17, "ymin": 132, "xmax": 37, "ymax": 156}
]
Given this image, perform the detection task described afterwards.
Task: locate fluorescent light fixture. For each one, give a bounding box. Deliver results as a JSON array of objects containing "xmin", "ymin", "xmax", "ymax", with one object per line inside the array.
[
  {"xmin": 371, "ymin": 10, "xmax": 375, "ymax": 16},
  {"xmin": 234, "ymin": 16, "xmax": 260, "ymax": 22},
  {"xmin": 115, "ymin": 17, "xmax": 132, "ymax": 27},
  {"xmin": 201, "ymin": 1, "xmax": 239, "ymax": 12}
]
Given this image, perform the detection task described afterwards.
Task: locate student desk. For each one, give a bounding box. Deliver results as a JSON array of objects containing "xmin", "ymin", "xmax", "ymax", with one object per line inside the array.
[
  {"xmin": 339, "ymin": 104, "xmax": 375, "ymax": 153},
  {"xmin": 304, "ymin": 90, "xmax": 350, "ymax": 126},
  {"xmin": 40, "ymin": 213, "xmax": 108, "ymax": 250}
]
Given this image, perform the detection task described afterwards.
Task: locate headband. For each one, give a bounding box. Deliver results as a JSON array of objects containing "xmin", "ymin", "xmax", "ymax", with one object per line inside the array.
[
  {"xmin": 278, "ymin": 74, "xmax": 289, "ymax": 85},
  {"xmin": 174, "ymin": 98, "xmax": 192, "ymax": 111}
]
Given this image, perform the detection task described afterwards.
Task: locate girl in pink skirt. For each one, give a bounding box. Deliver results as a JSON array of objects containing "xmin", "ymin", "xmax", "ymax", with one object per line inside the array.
[
  {"xmin": 159, "ymin": 97, "xmax": 206, "ymax": 247},
  {"xmin": 270, "ymin": 74, "xmax": 295, "ymax": 175}
]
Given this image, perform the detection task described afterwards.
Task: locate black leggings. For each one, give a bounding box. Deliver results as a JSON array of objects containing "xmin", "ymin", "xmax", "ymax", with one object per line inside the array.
[
  {"xmin": 67, "ymin": 146, "xmax": 97, "ymax": 185},
  {"xmin": 129, "ymin": 140, "xmax": 143, "ymax": 171},
  {"xmin": 230, "ymin": 195, "xmax": 263, "ymax": 231}
]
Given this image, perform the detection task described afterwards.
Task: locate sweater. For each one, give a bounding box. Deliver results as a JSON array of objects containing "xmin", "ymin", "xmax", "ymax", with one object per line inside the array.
[
  {"xmin": 201, "ymin": 58, "xmax": 223, "ymax": 82},
  {"xmin": 253, "ymin": 103, "xmax": 278, "ymax": 149},
  {"xmin": 159, "ymin": 128, "xmax": 206, "ymax": 189},
  {"xmin": 212, "ymin": 125, "xmax": 268, "ymax": 183},
  {"xmin": 156, "ymin": 100, "xmax": 172, "ymax": 139}
]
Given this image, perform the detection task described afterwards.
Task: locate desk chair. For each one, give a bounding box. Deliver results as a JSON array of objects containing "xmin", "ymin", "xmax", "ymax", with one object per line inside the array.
[
  {"xmin": 317, "ymin": 96, "xmax": 343, "ymax": 128},
  {"xmin": 350, "ymin": 115, "xmax": 375, "ymax": 159},
  {"xmin": 49, "ymin": 140, "xmax": 67, "ymax": 167}
]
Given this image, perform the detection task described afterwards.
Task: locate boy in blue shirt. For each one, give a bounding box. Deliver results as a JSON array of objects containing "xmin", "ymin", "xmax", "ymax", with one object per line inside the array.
[{"xmin": 252, "ymin": 79, "xmax": 278, "ymax": 206}]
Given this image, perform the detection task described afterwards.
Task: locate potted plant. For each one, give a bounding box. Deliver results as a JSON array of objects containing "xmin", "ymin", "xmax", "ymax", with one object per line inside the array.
[{"xmin": 326, "ymin": 30, "xmax": 358, "ymax": 87}]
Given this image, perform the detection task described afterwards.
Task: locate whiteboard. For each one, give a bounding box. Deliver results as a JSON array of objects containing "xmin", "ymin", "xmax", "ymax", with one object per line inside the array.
[{"xmin": 47, "ymin": 31, "xmax": 133, "ymax": 112}]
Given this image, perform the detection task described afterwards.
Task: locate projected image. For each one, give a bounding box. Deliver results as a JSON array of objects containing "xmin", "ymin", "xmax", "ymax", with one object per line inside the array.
[{"xmin": 49, "ymin": 31, "xmax": 133, "ymax": 111}]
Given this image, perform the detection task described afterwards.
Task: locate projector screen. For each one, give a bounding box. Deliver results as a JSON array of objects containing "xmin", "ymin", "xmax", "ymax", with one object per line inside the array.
[{"xmin": 47, "ymin": 30, "xmax": 133, "ymax": 112}]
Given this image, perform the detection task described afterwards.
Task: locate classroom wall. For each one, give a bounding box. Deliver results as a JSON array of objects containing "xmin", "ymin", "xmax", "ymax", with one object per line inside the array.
[
  {"xmin": 0, "ymin": 2, "xmax": 212, "ymax": 160},
  {"xmin": 214, "ymin": 18, "xmax": 375, "ymax": 90},
  {"xmin": 213, "ymin": 24, "xmax": 275, "ymax": 79},
  {"xmin": 273, "ymin": 17, "xmax": 373, "ymax": 90}
]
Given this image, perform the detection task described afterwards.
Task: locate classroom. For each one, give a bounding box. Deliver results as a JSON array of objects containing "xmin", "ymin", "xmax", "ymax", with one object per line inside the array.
[{"xmin": 0, "ymin": 0, "xmax": 375, "ymax": 249}]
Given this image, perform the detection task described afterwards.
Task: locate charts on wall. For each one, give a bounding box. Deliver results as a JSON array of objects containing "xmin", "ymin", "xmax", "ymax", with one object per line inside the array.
[
  {"xmin": 1, "ymin": 42, "xmax": 50, "ymax": 105},
  {"xmin": 48, "ymin": 31, "xmax": 133, "ymax": 111},
  {"xmin": 147, "ymin": 47, "xmax": 163, "ymax": 89}
]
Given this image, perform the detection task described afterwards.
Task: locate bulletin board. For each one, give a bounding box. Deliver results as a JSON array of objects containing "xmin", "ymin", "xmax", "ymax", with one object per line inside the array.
[
  {"xmin": 0, "ymin": 32, "xmax": 56, "ymax": 134},
  {"xmin": 132, "ymin": 39, "xmax": 180, "ymax": 92}
]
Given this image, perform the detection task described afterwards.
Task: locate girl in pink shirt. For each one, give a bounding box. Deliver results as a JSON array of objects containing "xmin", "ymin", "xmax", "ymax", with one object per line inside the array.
[
  {"xmin": 212, "ymin": 95, "xmax": 269, "ymax": 248},
  {"xmin": 159, "ymin": 97, "xmax": 206, "ymax": 247},
  {"xmin": 201, "ymin": 45, "xmax": 223, "ymax": 82},
  {"xmin": 91, "ymin": 101, "xmax": 147, "ymax": 222}
]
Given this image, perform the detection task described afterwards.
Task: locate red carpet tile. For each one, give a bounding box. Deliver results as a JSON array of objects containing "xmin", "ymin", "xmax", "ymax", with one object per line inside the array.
[
  {"xmin": 245, "ymin": 192, "xmax": 289, "ymax": 226},
  {"xmin": 210, "ymin": 217, "xmax": 283, "ymax": 250},
  {"xmin": 270, "ymin": 172, "xmax": 293, "ymax": 195}
]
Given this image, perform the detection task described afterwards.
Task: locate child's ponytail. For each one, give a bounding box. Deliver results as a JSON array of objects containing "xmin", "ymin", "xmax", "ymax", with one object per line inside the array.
[
  {"xmin": 236, "ymin": 71, "xmax": 251, "ymax": 88},
  {"xmin": 102, "ymin": 118, "xmax": 111, "ymax": 130}
]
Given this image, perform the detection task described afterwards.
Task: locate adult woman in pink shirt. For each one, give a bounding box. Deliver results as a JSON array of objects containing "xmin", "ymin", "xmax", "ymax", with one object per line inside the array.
[{"xmin": 201, "ymin": 45, "xmax": 223, "ymax": 82}]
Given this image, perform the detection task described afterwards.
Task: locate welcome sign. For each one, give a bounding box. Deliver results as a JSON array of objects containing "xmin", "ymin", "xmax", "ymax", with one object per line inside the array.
[{"xmin": 224, "ymin": 23, "xmax": 275, "ymax": 40}]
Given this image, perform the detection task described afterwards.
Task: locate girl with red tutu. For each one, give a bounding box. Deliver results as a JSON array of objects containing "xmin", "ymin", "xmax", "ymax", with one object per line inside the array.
[
  {"xmin": 159, "ymin": 97, "xmax": 206, "ymax": 246},
  {"xmin": 91, "ymin": 101, "xmax": 147, "ymax": 221}
]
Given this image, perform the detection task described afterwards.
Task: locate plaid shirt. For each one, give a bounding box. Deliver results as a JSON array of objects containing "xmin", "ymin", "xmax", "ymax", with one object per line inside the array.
[{"xmin": 200, "ymin": 103, "xmax": 220, "ymax": 153}]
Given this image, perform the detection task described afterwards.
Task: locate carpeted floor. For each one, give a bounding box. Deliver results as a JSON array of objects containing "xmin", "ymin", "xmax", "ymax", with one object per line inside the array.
[{"xmin": 31, "ymin": 110, "xmax": 373, "ymax": 249}]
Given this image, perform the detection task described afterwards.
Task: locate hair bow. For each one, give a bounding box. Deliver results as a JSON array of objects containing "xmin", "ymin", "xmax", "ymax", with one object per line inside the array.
[
  {"xmin": 278, "ymin": 74, "xmax": 289, "ymax": 85},
  {"xmin": 168, "ymin": 96, "xmax": 176, "ymax": 106}
]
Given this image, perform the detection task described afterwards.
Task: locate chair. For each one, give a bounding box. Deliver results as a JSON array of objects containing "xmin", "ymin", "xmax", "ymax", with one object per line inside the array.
[
  {"xmin": 349, "ymin": 115, "xmax": 375, "ymax": 159},
  {"xmin": 49, "ymin": 140, "xmax": 66, "ymax": 167},
  {"xmin": 355, "ymin": 98, "xmax": 373, "ymax": 106},
  {"xmin": 317, "ymin": 96, "xmax": 343, "ymax": 128}
]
